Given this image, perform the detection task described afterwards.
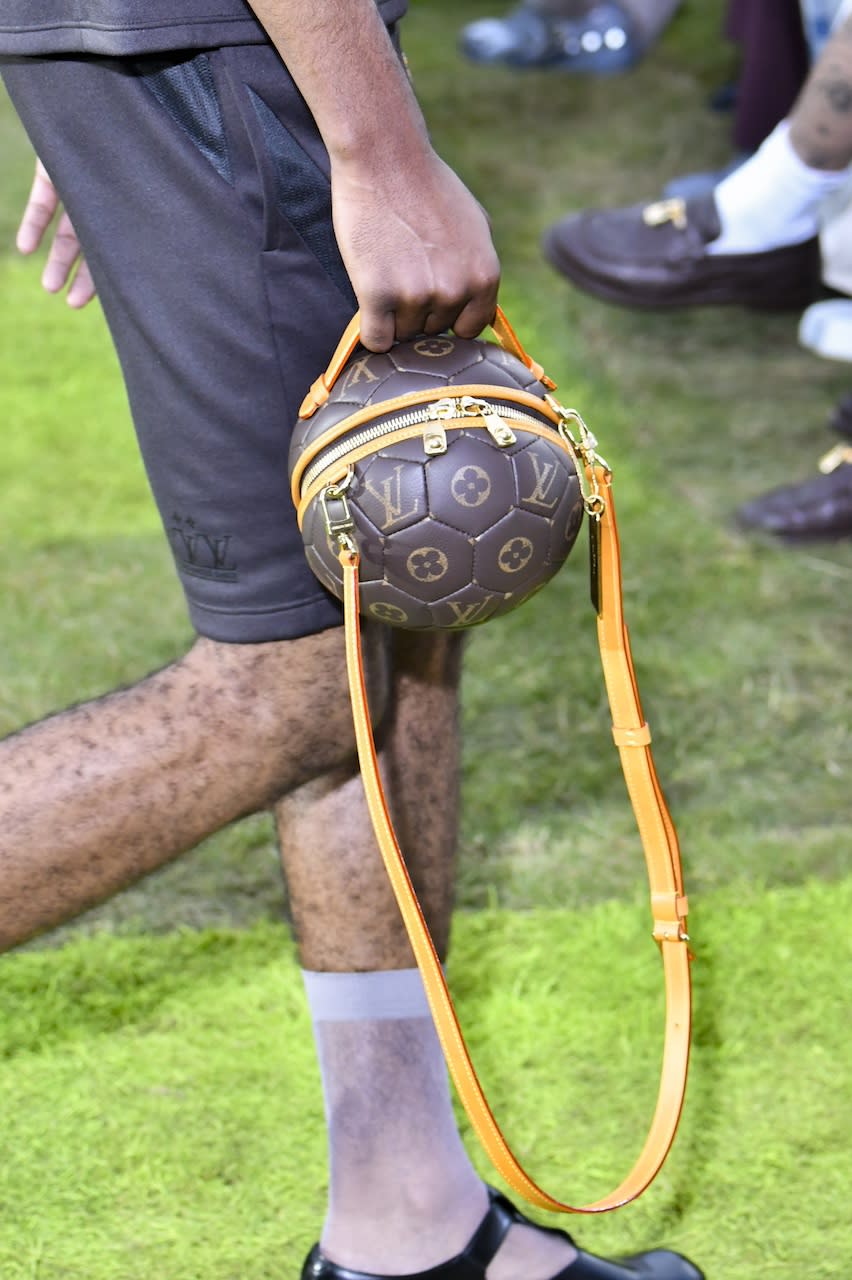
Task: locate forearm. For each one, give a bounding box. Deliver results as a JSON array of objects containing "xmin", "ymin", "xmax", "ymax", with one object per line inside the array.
[
  {"xmin": 245, "ymin": 0, "xmax": 500, "ymax": 351},
  {"xmin": 790, "ymin": 17, "xmax": 852, "ymax": 169},
  {"xmin": 246, "ymin": 0, "xmax": 430, "ymax": 165}
]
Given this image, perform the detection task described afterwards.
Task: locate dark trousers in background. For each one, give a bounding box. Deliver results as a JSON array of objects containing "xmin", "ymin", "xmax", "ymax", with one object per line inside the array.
[{"xmin": 727, "ymin": 0, "xmax": 810, "ymax": 152}]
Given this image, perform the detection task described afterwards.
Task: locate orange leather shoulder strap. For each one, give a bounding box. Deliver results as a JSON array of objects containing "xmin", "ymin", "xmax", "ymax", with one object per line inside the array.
[{"xmin": 335, "ymin": 465, "xmax": 692, "ymax": 1215}]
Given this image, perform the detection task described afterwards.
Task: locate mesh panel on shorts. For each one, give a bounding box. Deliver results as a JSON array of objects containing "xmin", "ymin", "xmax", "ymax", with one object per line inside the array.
[
  {"xmin": 136, "ymin": 51, "xmax": 233, "ymax": 184},
  {"xmin": 248, "ymin": 85, "xmax": 356, "ymax": 305}
]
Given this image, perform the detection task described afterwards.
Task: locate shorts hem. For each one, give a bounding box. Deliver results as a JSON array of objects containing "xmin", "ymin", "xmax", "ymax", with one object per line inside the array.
[{"xmin": 187, "ymin": 592, "xmax": 343, "ymax": 643}]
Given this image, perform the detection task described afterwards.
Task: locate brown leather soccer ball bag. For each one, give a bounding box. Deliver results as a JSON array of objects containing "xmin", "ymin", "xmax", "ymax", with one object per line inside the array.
[{"xmin": 289, "ymin": 306, "xmax": 693, "ymax": 1216}]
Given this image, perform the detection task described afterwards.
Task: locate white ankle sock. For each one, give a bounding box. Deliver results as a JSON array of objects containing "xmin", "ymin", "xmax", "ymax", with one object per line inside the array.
[
  {"xmin": 303, "ymin": 967, "xmax": 488, "ymax": 1273},
  {"xmin": 302, "ymin": 967, "xmax": 577, "ymax": 1280},
  {"xmin": 708, "ymin": 121, "xmax": 850, "ymax": 255}
]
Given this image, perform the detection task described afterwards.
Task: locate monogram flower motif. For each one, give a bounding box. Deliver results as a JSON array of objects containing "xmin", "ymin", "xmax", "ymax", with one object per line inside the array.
[
  {"xmin": 406, "ymin": 547, "xmax": 449, "ymax": 582},
  {"xmin": 451, "ymin": 465, "xmax": 492, "ymax": 508},
  {"xmin": 498, "ymin": 536, "xmax": 534, "ymax": 573},
  {"xmin": 369, "ymin": 601, "xmax": 409, "ymax": 624},
  {"xmin": 412, "ymin": 336, "xmax": 455, "ymax": 358}
]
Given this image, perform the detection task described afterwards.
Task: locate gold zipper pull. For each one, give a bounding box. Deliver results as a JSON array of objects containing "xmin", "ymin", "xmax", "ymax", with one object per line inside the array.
[
  {"xmin": 423, "ymin": 398, "xmax": 454, "ymax": 453},
  {"xmin": 457, "ymin": 396, "xmax": 517, "ymax": 447},
  {"xmin": 482, "ymin": 412, "xmax": 516, "ymax": 447},
  {"xmin": 423, "ymin": 425, "xmax": 448, "ymax": 455}
]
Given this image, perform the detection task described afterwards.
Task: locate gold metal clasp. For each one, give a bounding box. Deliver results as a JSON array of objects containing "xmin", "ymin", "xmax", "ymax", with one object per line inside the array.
[
  {"xmin": 584, "ymin": 491, "xmax": 607, "ymax": 520},
  {"xmin": 547, "ymin": 396, "xmax": 604, "ymax": 463},
  {"xmin": 320, "ymin": 470, "xmax": 357, "ymax": 550},
  {"xmin": 547, "ymin": 396, "xmax": 609, "ymax": 518},
  {"xmin": 642, "ymin": 197, "xmax": 688, "ymax": 231}
]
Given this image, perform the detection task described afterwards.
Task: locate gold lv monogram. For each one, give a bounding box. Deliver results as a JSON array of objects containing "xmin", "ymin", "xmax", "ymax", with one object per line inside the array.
[
  {"xmin": 445, "ymin": 596, "xmax": 495, "ymax": 627},
  {"xmin": 522, "ymin": 452, "xmax": 560, "ymax": 510},
  {"xmin": 362, "ymin": 464, "xmax": 421, "ymax": 531},
  {"xmin": 340, "ymin": 355, "xmax": 380, "ymax": 393}
]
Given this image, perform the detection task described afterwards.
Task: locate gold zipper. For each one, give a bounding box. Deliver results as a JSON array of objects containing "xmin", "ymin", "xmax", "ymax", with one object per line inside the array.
[{"xmin": 299, "ymin": 396, "xmax": 556, "ymax": 494}]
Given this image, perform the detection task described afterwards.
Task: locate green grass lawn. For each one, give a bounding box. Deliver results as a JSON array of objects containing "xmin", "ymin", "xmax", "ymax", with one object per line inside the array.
[
  {"xmin": 1, "ymin": 880, "xmax": 851, "ymax": 1278},
  {"xmin": 1, "ymin": 0, "xmax": 851, "ymax": 1275}
]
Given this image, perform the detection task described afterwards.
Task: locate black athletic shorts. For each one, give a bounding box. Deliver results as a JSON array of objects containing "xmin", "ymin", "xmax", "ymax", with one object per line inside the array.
[{"xmin": 1, "ymin": 38, "xmax": 396, "ymax": 642}]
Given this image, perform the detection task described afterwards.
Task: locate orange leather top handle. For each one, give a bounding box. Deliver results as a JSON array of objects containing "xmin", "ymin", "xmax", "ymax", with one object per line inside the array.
[
  {"xmin": 298, "ymin": 305, "xmax": 556, "ymax": 419},
  {"xmin": 334, "ymin": 466, "xmax": 692, "ymax": 1215}
]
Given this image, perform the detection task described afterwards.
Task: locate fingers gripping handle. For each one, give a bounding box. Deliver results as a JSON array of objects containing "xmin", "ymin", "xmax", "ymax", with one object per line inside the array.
[{"xmin": 299, "ymin": 305, "xmax": 555, "ymax": 419}]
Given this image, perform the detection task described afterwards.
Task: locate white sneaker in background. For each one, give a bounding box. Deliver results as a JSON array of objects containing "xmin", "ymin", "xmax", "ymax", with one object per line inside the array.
[{"xmin": 799, "ymin": 299, "xmax": 852, "ymax": 361}]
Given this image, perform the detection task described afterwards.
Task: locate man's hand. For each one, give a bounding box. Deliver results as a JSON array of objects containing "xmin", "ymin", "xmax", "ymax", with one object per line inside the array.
[
  {"xmin": 332, "ymin": 149, "xmax": 500, "ymax": 353},
  {"xmin": 17, "ymin": 159, "xmax": 96, "ymax": 308},
  {"xmin": 246, "ymin": 0, "xmax": 500, "ymax": 353}
]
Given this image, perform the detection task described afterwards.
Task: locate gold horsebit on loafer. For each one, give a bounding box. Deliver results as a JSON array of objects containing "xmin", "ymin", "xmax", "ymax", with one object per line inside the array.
[
  {"xmin": 819, "ymin": 443, "xmax": 852, "ymax": 473},
  {"xmin": 642, "ymin": 197, "xmax": 688, "ymax": 230}
]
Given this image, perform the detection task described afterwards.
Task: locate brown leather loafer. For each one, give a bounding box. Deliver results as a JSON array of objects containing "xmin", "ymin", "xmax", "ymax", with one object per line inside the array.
[
  {"xmin": 542, "ymin": 194, "xmax": 822, "ymax": 310},
  {"xmin": 737, "ymin": 458, "xmax": 852, "ymax": 540}
]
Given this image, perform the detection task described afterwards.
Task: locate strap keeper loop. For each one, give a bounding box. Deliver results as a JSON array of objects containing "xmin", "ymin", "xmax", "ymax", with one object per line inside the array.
[
  {"xmin": 612, "ymin": 722, "xmax": 652, "ymax": 748},
  {"xmin": 652, "ymin": 892, "xmax": 690, "ymax": 943}
]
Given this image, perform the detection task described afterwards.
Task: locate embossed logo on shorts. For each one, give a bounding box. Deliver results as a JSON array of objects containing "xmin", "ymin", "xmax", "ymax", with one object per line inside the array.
[{"xmin": 168, "ymin": 514, "xmax": 239, "ymax": 582}]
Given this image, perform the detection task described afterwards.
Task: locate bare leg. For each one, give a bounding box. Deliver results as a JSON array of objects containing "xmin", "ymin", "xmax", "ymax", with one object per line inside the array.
[
  {"xmin": 790, "ymin": 16, "xmax": 852, "ymax": 168},
  {"xmin": 698, "ymin": 14, "xmax": 852, "ymax": 257},
  {"xmin": 0, "ymin": 626, "xmax": 388, "ymax": 951},
  {"xmin": 276, "ymin": 632, "xmax": 576, "ymax": 1279},
  {"xmin": 278, "ymin": 631, "xmax": 462, "ymax": 972}
]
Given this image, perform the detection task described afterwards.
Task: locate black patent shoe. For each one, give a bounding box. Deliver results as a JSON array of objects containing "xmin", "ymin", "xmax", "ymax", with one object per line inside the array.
[{"xmin": 301, "ymin": 1186, "xmax": 704, "ymax": 1280}]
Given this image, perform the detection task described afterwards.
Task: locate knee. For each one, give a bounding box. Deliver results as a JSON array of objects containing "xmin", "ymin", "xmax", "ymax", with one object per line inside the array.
[{"xmin": 178, "ymin": 624, "xmax": 391, "ymax": 793}]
